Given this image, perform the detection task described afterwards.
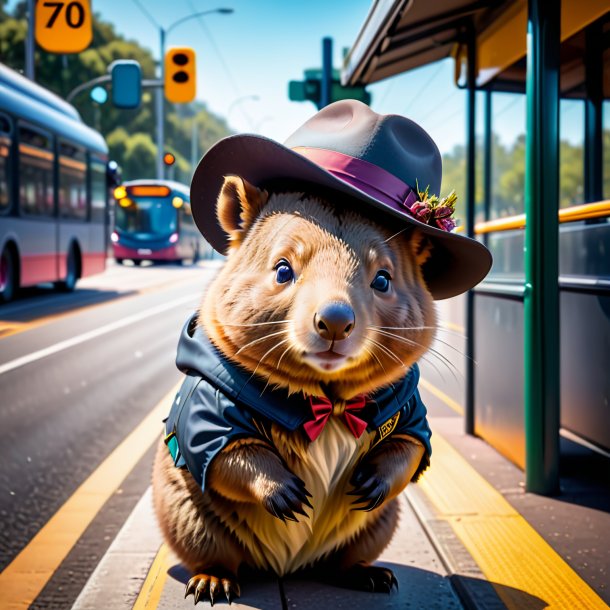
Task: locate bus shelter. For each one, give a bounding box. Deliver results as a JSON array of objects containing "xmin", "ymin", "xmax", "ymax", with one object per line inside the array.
[{"xmin": 342, "ymin": 0, "xmax": 610, "ymax": 494}]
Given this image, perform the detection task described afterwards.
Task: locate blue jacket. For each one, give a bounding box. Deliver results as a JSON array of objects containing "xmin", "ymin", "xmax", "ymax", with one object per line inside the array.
[{"xmin": 164, "ymin": 314, "xmax": 432, "ymax": 492}]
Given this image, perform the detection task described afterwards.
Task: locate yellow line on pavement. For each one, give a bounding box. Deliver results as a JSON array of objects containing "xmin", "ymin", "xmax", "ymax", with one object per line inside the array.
[
  {"xmin": 419, "ymin": 377, "xmax": 463, "ymax": 415},
  {"xmin": 418, "ymin": 388, "xmax": 607, "ymax": 608},
  {"xmin": 133, "ymin": 544, "xmax": 171, "ymax": 610},
  {"xmin": 0, "ymin": 382, "xmax": 180, "ymax": 609}
]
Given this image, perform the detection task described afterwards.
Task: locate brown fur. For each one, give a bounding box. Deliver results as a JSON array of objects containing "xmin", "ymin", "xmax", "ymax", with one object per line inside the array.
[{"xmin": 152, "ymin": 177, "xmax": 434, "ymax": 598}]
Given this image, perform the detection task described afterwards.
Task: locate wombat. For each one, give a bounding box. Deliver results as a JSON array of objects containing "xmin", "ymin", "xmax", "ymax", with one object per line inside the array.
[{"xmin": 152, "ymin": 101, "xmax": 491, "ymax": 605}]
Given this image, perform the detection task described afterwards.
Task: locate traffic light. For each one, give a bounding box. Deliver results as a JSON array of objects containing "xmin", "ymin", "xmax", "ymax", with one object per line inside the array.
[
  {"xmin": 289, "ymin": 68, "xmax": 370, "ymax": 109},
  {"xmin": 110, "ymin": 60, "xmax": 141, "ymax": 109},
  {"xmin": 163, "ymin": 152, "xmax": 176, "ymax": 166},
  {"xmin": 165, "ymin": 48, "xmax": 196, "ymax": 103}
]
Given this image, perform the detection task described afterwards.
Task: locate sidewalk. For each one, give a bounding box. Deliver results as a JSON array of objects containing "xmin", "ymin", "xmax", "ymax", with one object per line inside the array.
[
  {"xmin": 73, "ymin": 487, "xmax": 465, "ymax": 609},
  {"xmin": 72, "ymin": 411, "xmax": 609, "ymax": 610}
]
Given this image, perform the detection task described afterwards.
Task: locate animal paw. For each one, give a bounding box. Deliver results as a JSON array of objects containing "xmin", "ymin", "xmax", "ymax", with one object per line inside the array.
[
  {"xmin": 262, "ymin": 475, "xmax": 312, "ymax": 522},
  {"xmin": 348, "ymin": 464, "xmax": 389, "ymax": 511},
  {"xmin": 339, "ymin": 562, "xmax": 398, "ymax": 593},
  {"xmin": 185, "ymin": 571, "xmax": 240, "ymax": 605}
]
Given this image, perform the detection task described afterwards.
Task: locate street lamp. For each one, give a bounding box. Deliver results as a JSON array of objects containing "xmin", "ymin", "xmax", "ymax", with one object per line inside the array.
[{"xmin": 155, "ymin": 8, "xmax": 234, "ymax": 179}]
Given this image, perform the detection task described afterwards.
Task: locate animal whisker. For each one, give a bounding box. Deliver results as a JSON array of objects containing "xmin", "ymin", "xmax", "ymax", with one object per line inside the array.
[
  {"xmin": 243, "ymin": 338, "xmax": 292, "ymax": 394},
  {"xmin": 365, "ymin": 338, "xmax": 407, "ymax": 368},
  {"xmin": 371, "ymin": 328, "xmax": 463, "ymax": 383},
  {"xmin": 362, "ymin": 344, "xmax": 387, "ymax": 374},
  {"xmin": 222, "ymin": 320, "xmax": 293, "ymax": 328},
  {"xmin": 371, "ymin": 324, "xmax": 466, "ymax": 340},
  {"xmin": 369, "ymin": 326, "xmax": 473, "ymax": 362},
  {"xmin": 235, "ymin": 329, "xmax": 290, "ymax": 355}
]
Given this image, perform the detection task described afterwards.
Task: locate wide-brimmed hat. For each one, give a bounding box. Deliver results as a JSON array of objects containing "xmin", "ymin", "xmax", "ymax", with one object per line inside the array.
[{"xmin": 190, "ymin": 100, "xmax": 491, "ymax": 299}]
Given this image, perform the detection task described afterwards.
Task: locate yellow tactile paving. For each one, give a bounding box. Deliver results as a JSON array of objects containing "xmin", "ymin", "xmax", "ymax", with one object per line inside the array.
[
  {"xmin": 0, "ymin": 383, "xmax": 179, "ymax": 609},
  {"xmin": 419, "ymin": 430, "xmax": 608, "ymax": 609}
]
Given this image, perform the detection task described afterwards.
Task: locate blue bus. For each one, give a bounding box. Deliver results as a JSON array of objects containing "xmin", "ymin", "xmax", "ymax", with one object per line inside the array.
[{"xmin": 110, "ymin": 180, "xmax": 209, "ymax": 265}]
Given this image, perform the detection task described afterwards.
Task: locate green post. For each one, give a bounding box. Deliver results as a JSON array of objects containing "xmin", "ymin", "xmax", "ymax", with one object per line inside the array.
[
  {"xmin": 465, "ymin": 24, "xmax": 476, "ymax": 436},
  {"xmin": 524, "ymin": 0, "xmax": 560, "ymax": 494}
]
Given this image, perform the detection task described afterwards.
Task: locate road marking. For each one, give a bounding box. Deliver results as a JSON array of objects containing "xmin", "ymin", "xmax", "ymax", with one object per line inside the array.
[
  {"xmin": 419, "ymin": 377, "xmax": 463, "ymax": 415},
  {"xmin": 418, "ymin": 389, "xmax": 607, "ymax": 608},
  {"xmin": 133, "ymin": 544, "xmax": 171, "ymax": 610},
  {"xmin": 0, "ymin": 267, "xmax": 210, "ymax": 341},
  {"xmin": 0, "ymin": 293, "xmax": 199, "ymax": 376},
  {"xmin": 0, "ymin": 382, "xmax": 180, "ymax": 609}
]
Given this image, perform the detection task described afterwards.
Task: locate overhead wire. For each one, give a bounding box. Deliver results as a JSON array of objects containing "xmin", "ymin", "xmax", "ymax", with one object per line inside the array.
[{"xmin": 186, "ymin": 0, "xmax": 256, "ymax": 131}]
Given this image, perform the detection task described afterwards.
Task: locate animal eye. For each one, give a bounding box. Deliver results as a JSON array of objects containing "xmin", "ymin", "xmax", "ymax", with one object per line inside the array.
[
  {"xmin": 275, "ymin": 260, "xmax": 294, "ymax": 284},
  {"xmin": 371, "ymin": 270, "xmax": 391, "ymax": 293}
]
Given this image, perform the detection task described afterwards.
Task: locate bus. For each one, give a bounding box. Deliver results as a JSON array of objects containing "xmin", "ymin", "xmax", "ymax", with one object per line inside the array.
[
  {"xmin": 110, "ymin": 180, "xmax": 208, "ymax": 265},
  {"xmin": 0, "ymin": 63, "xmax": 111, "ymax": 303}
]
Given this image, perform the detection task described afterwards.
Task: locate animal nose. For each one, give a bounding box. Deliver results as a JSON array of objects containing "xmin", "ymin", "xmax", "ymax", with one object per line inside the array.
[{"xmin": 314, "ymin": 301, "xmax": 355, "ymax": 341}]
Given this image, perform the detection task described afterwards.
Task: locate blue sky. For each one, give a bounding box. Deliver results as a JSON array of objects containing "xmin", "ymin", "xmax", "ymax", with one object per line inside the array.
[{"xmin": 9, "ymin": 0, "xmax": 582, "ymax": 155}]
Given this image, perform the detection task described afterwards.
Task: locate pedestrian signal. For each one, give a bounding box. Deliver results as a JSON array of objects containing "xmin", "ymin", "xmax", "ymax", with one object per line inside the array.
[
  {"xmin": 163, "ymin": 153, "xmax": 176, "ymax": 166},
  {"xmin": 35, "ymin": 0, "xmax": 92, "ymax": 53},
  {"xmin": 164, "ymin": 48, "xmax": 196, "ymax": 103}
]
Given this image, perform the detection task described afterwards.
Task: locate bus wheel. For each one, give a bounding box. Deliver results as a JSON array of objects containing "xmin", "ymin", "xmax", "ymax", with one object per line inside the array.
[
  {"xmin": 0, "ymin": 247, "xmax": 17, "ymax": 303},
  {"xmin": 116, "ymin": 258, "xmax": 124, "ymax": 265},
  {"xmin": 56, "ymin": 246, "xmax": 79, "ymax": 292},
  {"xmin": 133, "ymin": 259, "xmax": 142, "ymax": 266}
]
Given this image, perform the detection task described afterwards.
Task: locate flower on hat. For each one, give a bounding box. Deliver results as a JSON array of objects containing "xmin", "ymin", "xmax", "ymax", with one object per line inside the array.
[{"xmin": 406, "ymin": 181, "xmax": 458, "ymax": 232}]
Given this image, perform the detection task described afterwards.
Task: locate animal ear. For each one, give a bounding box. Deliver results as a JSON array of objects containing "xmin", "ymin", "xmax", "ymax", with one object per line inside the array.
[
  {"xmin": 411, "ymin": 229, "xmax": 433, "ymax": 267},
  {"xmin": 216, "ymin": 175, "xmax": 269, "ymax": 247}
]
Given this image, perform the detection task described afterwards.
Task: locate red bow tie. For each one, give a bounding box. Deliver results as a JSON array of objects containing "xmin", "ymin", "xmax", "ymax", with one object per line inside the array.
[{"xmin": 303, "ymin": 395, "xmax": 368, "ymax": 442}]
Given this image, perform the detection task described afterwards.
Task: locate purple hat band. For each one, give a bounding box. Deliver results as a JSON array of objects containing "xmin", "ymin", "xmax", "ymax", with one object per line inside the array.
[{"xmin": 292, "ymin": 146, "xmax": 420, "ymax": 218}]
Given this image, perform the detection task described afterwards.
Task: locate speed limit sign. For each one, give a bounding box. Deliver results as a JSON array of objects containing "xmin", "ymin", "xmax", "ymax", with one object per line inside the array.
[{"xmin": 35, "ymin": 0, "xmax": 92, "ymax": 53}]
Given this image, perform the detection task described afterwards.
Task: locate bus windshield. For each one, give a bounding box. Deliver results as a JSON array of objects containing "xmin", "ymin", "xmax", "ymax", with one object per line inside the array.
[{"xmin": 115, "ymin": 197, "xmax": 177, "ymax": 237}]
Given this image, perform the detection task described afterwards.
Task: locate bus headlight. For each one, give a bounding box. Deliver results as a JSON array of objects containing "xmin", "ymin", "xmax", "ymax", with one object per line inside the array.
[
  {"xmin": 169, "ymin": 233, "xmax": 179, "ymax": 243},
  {"xmin": 111, "ymin": 231, "xmax": 119, "ymax": 243},
  {"xmin": 172, "ymin": 196, "xmax": 184, "ymax": 209}
]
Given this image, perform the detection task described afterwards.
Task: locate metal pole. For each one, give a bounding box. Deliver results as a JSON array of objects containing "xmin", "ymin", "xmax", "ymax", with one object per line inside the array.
[
  {"xmin": 524, "ymin": 0, "xmax": 560, "ymax": 495},
  {"xmin": 464, "ymin": 26, "xmax": 476, "ymax": 436},
  {"xmin": 191, "ymin": 119, "xmax": 198, "ymax": 175},
  {"xmin": 25, "ymin": 0, "xmax": 35, "ymax": 80},
  {"xmin": 156, "ymin": 28, "xmax": 166, "ymax": 180},
  {"xmin": 321, "ymin": 37, "xmax": 332, "ymax": 109},
  {"xmin": 483, "ymin": 90, "xmax": 492, "ymax": 224}
]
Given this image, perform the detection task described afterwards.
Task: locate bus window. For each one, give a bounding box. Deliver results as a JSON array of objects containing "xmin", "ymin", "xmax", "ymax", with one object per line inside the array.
[
  {"xmin": 59, "ymin": 141, "xmax": 87, "ymax": 220},
  {"xmin": 115, "ymin": 197, "xmax": 177, "ymax": 236},
  {"xmin": 0, "ymin": 114, "xmax": 11, "ymax": 214},
  {"xmin": 90, "ymin": 155, "xmax": 107, "ymax": 224},
  {"xmin": 18, "ymin": 124, "xmax": 54, "ymax": 217}
]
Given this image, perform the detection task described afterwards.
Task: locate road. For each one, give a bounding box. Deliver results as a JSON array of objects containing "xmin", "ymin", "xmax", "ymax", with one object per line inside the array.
[{"xmin": 0, "ymin": 260, "xmax": 220, "ymax": 609}]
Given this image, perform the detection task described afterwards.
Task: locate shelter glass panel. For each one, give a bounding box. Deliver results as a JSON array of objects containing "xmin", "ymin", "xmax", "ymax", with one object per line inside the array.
[
  {"xmin": 489, "ymin": 92, "xmax": 526, "ymax": 219},
  {"xmin": 59, "ymin": 141, "xmax": 87, "ymax": 220},
  {"xmin": 0, "ymin": 114, "xmax": 12, "ymax": 214},
  {"xmin": 559, "ymin": 100, "xmax": 584, "ymax": 208},
  {"xmin": 18, "ymin": 125, "xmax": 54, "ymax": 217}
]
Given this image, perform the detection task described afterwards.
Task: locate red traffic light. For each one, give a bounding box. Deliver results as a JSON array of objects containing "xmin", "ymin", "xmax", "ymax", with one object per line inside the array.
[{"xmin": 163, "ymin": 152, "xmax": 176, "ymax": 166}]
